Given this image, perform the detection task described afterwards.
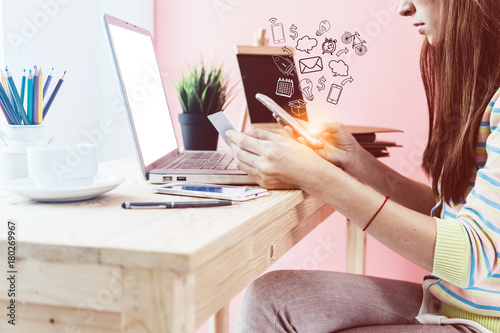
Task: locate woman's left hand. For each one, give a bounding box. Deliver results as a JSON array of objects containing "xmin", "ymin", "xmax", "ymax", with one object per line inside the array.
[{"xmin": 226, "ymin": 129, "xmax": 327, "ymax": 189}]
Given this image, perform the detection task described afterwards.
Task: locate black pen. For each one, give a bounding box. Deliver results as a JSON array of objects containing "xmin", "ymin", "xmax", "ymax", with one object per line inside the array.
[{"xmin": 121, "ymin": 200, "xmax": 234, "ymax": 209}]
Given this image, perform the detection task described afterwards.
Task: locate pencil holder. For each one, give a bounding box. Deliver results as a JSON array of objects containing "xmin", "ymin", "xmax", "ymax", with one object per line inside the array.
[{"xmin": 0, "ymin": 125, "xmax": 45, "ymax": 184}]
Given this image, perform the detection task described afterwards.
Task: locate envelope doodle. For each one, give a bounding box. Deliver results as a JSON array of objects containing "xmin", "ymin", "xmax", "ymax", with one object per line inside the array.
[{"xmin": 299, "ymin": 56, "xmax": 323, "ymax": 74}]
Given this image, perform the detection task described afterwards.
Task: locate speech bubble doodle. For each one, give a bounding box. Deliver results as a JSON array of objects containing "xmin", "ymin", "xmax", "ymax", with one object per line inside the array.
[
  {"xmin": 295, "ymin": 35, "xmax": 318, "ymax": 54},
  {"xmin": 328, "ymin": 59, "xmax": 349, "ymax": 77}
]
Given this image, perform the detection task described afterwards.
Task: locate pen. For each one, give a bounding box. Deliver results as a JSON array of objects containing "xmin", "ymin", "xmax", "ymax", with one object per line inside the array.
[{"xmin": 121, "ymin": 200, "xmax": 234, "ymax": 209}]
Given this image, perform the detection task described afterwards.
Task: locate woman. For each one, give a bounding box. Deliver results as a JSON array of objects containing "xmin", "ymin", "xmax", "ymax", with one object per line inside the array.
[{"xmin": 228, "ymin": 0, "xmax": 500, "ymax": 332}]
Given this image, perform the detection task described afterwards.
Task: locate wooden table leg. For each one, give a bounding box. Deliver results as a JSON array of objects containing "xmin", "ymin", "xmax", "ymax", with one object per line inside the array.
[
  {"xmin": 120, "ymin": 268, "xmax": 195, "ymax": 333},
  {"xmin": 346, "ymin": 219, "xmax": 366, "ymax": 274},
  {"xmin": 208, "ymin": 304, "xmax": 229, "ymax": 333}
]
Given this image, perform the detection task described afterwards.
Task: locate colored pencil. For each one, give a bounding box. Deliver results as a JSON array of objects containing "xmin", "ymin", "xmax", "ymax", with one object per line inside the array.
[
  {"xmin": 42, "ymin": 70, "xmax": 65, "ymax": 120},
  {"xmin": 5, "ymin": 67, "xmax": 29, "ymax": 125},
  {"xmin": 38, "ymin": 67, "xmax": 43, "ymax": 124},
  {"xmin": 0, "ymin": 81, "xmax": 20, "ymax": 125},
  {"xmin": 43, "ymin": 67, "xmax": 53, "ymax": 99},
  {"xmin": 33, "ymin": 67, "xmax": 39, "ymax": 124},
  {"xmin": 1, "ymin": 71, "xmax": 9, "ymax": 100},
  {"xmin": 20, "ymin": 69, "xmax": 26, "ymax": 106},
  {"xmin": 27, "ymin": 69, "xmax": 33, "ymax": 124}
]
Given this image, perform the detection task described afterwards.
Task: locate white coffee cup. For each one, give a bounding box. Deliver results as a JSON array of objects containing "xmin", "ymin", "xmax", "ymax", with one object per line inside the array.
[{"xmin": 27, "ymin": 144, "xmax": 98, "ymax": 188}]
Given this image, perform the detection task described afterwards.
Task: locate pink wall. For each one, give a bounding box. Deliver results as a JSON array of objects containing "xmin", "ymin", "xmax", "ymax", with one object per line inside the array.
[{"xmin": 154, "ymin": 0, "xmax": 429, "ymax": 331}]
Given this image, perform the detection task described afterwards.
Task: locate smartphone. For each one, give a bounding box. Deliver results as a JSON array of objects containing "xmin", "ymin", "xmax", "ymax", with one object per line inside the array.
[
  {"xmin": 271, "ymin": 23, "xmax": 286, "ymax": 44},
  {"xmin": 255, "ymin": 93, "xmax": 324, "ymax": 148},
  {"xmin": 152, "ymin": 182, "xmax": 268, "ymax": 201},
  {"xmin": 327, "ymin": 83, "xmax": 343, "ymax": 105}
]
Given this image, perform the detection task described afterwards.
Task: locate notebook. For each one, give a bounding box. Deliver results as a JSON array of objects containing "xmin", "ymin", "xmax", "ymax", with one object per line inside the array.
[{"xmin": 102, "ymin": 14, "xmax": 255, "ymax": 184}]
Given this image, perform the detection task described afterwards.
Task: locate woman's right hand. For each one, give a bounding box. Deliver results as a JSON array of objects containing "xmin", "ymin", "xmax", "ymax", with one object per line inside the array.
[{"xmin": 276, "ymin": 117, "xmax": 363, "ymax": 174}]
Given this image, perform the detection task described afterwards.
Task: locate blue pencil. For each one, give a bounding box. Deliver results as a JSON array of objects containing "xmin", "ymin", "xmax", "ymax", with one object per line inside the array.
[
  {"xmin": 33, "ymin": 67, "xmax": 39, "ymax": 124},
  {"xmin": 43, "ymin": 67, "xmax": 53, "ymax": 99},
  {"xmin": 27, "ymin": 70, "xmax": 33, "ymax": 124},
  {"xmin": 0, "ymin": 82, "xmax": 20, "ymax": 125},
  {"xmin": 43, "ymin": 70, "xmax": 65, "ymax": 119},
  {"xmin": 20, "ymin": 69, "xmax": 26, "ymax": 106},
  {"xmin": 5, "ymin": 67, "xmax": 29, "ymax": 125}
]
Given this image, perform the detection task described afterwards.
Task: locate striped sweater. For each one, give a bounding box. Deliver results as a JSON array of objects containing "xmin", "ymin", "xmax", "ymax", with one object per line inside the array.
[{"xmin": 425, "ymin": 87, "xmax": 500, "ymax": 332}]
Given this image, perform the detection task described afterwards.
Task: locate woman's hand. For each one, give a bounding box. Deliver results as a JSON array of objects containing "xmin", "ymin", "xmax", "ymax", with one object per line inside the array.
[
  {"xmin": 226, "ymin": 129, "xmax": 329, "ymax": 190},
  {"xmin": 276, "ymin": 117, "xmax": 363, "ymax": 174}
]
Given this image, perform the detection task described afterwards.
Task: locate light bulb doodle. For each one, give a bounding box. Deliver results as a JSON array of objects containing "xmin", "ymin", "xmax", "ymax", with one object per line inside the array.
[
  {"xmin": 322, "ymin": 38, "xmax": 337, "ymax": 55},
  {"xmin": 316, "ymin": 20, "xmax": 331, "ymax": 36},
  {"xmin": 299, "ymin": 78, "xmax": 314, "ymax": 101},
  {"xmin": 317, "ymin": 76, "xmax": 327, "ymax": 92},
  {"xmin": 273, "ymin": 55, "xmax": 296, "ymax": 76},
  {"xmin": 290, "ymin": 24, "xmax": 299, "ymax": 40},
  {"xmin": 336, "ymin": 47, "xmax": 349, "ymax": 57},
  {"xmin": 289, "ymin": 99, "xmax": 307, "ymax": 117},
  {"xmin": 341, "ymin": 77, "xmax": 354, "ymax": 86}
]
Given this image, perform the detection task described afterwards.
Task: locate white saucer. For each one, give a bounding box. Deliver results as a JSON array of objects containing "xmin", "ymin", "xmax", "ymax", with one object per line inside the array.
[{"xmin": 3, "ymin": 175, "xmax": 125, "ymax": 202}]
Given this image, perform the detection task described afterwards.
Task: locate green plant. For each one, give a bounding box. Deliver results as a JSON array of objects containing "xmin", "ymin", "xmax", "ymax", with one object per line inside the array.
[{"xmin": 174, "ymin": 61, "xmax": 234, "ymax": 115}]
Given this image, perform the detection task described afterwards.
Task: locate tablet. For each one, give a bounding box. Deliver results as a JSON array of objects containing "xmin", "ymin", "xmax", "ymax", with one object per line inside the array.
[{"xmin": 151, "ymin": 182, "xmax": 268, "ymax": 201}]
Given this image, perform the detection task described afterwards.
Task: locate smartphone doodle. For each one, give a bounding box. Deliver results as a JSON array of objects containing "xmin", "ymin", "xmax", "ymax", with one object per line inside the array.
[
  {"xmin": 327, "ymin": 83, "xmax": 343, "ymax": 105},
  {"xmin": 271, "ymin": 22, "xmax": 286, "ymax": 44}
]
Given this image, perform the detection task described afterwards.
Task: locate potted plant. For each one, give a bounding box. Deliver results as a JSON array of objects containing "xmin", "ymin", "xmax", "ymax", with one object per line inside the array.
[{"xmin": 174, "ymin": 61, "xmax": 234, "ymax": 150}]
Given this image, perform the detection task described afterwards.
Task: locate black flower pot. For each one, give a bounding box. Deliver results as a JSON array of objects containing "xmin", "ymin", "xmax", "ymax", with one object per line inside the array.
[{"xmin": 178, "ymin": 114, "xmax": 219, "ymax": 151}]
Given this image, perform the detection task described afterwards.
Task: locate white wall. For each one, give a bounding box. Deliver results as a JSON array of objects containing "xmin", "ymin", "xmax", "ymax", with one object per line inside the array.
[{"xmin": 0, "ymin": 0, "xmax": 154, "ymax": 161}]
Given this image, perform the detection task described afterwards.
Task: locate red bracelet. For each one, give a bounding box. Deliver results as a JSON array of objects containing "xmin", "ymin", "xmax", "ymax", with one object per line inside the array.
[{"xmin": 363, "ymin": 195, "xmax": 390, "ymax": 232}]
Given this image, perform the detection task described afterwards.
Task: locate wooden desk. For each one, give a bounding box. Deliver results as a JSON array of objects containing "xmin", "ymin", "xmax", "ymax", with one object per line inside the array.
[{"xmin": 0, "ymin": 159, "xmax": 334, "ymax": 333}]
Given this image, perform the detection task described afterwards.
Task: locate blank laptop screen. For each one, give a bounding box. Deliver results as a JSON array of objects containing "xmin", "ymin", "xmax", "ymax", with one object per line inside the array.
[{"xmin": 108, "ymin": 24, "xmax": 177, "ymax": 166}]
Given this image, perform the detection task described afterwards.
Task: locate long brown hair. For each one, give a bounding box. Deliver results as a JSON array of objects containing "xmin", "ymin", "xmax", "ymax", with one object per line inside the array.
[{"xmin": 421, "ymin": 0, "xmax": 500, "ymax": 205}]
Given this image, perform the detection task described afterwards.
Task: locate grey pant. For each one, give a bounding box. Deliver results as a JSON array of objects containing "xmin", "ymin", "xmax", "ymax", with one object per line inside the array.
[{"xmin": 234, "ymin": 270, "xmax": 476, "ymax": 333}]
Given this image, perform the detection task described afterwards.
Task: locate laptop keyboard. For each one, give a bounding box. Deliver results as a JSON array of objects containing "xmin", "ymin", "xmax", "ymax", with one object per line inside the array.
[{"xmin": 167, "ymin": 152, "xmax": 235, "ymax": 170}]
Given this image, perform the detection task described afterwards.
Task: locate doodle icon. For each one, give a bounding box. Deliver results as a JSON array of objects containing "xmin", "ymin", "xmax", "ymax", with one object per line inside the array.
[
  {"xmin": 299, "ymin": 79, "xmax": 314, "ymax": 101},
  {"xmin": 296, "ymin": 35, "xmax": 318, "ymax": 54},
  {"xmin": 327, "ymin": 83, "xmax": 343, "ymax": 105},
  {"xmin": 329, "ymin": 60, "xmax": 349, "ymax": 77},
  {"xmin": 273, "ymin": 54, "xmax": 296, "ymax": 76},
  {"xmin": 276, "ymin": 78, "xmax": 294, "ymax": 98},
  {"xmin": 341, "ymin": 77, "xmax": 354, "ymax": 86},
  {"xmin": 341, "ymin": 31, "xmax": 368, "ymax": 56},
  {"xmin": 289, "ymin": 99, "xmax": 307, "ymax": 117},
  {"xmin": 322, "ymin": 38, "xmax": 337, "ymax": 55},
  {"xmin": 298, "ymin": 56, "xmax": 323, "ymax": 74},
  {"xmin": 316, "ymin": 20, "xmax": 331, "ymax": 36},
  {"xmin": 317, "ymin": 76, "xmax": 326, "ymax": 92},
  {"xmin": 336, "ymin": 47, "xmax": 349, "ymax": 57},
  {"xmin": 290, "ymin": 24, "xmax": 299, "ymax": 40},
  {"xmin": 270, "ymin": 18, "xmax": 286, "ymax": 44}
]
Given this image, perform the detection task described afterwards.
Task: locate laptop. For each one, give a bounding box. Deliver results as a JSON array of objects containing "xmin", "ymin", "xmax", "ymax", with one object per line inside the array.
[{"xmin": 102, "ymin": 14, "xmax": 255, "ymax": 184}]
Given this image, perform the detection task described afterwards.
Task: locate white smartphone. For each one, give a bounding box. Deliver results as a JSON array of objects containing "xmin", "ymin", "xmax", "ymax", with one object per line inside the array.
[
  {"xmin": 151, "ymin": 182, "xmax": 268, "ymax": 201},
  {"xmin": 255, "ymin": 93, "xmax": 324, "ymax": 148}
]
